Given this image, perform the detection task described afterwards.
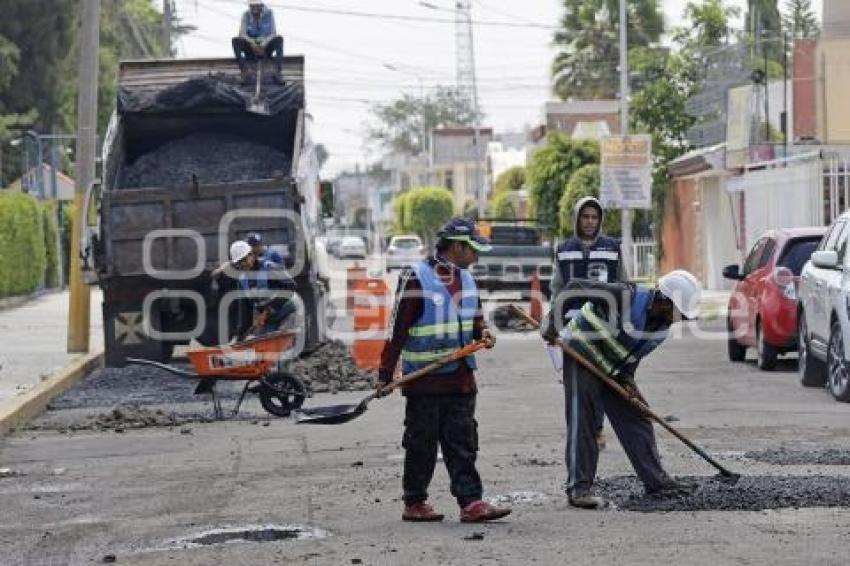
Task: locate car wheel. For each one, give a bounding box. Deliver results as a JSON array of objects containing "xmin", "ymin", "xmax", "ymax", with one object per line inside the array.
[
  {"xmin": 827, "ymin": 319, "xmax": 850, "ymax": 402},
  {"xmin": 799, "ymin": 313, "xmax": 827, "ymax": 387},
  {"xmin": 727, "ymin": 315, "xmax": 746, "ymax": 362},
  {"xmin": 756, "ymin": 320, "xmax": 778, "ymax": 371}
]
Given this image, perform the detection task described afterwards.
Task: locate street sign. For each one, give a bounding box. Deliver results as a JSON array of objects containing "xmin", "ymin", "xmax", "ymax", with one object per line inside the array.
[{"xmin": 600, "ymin": 135, "xmax": 652, "ymax": 210}]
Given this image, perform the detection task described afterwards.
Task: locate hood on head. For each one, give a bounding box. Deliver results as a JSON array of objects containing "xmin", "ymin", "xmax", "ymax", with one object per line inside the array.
[{"xmin": 572, "ymin": 196, "xmax": 604, "ymax": 240}]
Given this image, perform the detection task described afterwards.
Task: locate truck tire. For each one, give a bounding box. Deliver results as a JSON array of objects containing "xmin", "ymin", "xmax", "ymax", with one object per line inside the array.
[
  {"xmin": 755, "ymin": 320, "xmax": 778, "ymax": 371},
  {"xmin": 727, "ymin": 315, "xmax": 746, "ymax": 362},
  {"xmin": 799, "ymin": 314, "xmax": 826, "ymax": 387}
]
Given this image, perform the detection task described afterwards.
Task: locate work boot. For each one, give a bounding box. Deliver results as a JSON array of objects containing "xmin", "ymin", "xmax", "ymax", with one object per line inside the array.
[
  {"xmin": 460, "ymin": 500, "xmax": 512, "ymax": 522},
  {"xmin": 402, "ymin": 501, "xmax": 444, "ymax": 522},
  {"xmin": 568, "ymin": 493, "xmax": 605, "ymax": 509}
]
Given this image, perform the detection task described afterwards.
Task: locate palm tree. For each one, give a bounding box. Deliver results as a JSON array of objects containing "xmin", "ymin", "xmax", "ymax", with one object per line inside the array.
[{"xmin": 552, "ymin": 0, "xmax": 663, "ymax": 101}]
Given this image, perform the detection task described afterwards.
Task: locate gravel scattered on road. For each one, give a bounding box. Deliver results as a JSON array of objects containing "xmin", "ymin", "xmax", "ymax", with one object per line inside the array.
[
  {"xmin": 596, "ymin": 474, "xmax": 850, "ymax": 512},
  {"xmin": 745, "ymin": 448, "xmax": 850, "ymax": 465}
]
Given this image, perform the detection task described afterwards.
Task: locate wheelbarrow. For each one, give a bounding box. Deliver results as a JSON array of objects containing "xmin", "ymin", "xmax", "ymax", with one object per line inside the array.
[{"xmin": 127, "ymin": 330, "xmax": 305, "ymax": 420}]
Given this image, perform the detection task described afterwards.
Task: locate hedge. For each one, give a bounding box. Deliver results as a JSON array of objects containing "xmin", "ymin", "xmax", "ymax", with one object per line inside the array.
[{"xmin": 0, "ymin": 192, "xmax": 64, "ymax": 299}]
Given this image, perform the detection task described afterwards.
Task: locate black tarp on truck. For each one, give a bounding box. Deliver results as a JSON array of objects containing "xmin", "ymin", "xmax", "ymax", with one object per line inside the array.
[{"xmin": 80, "ymin": 57, "xmax": 327, "ymax": 366}]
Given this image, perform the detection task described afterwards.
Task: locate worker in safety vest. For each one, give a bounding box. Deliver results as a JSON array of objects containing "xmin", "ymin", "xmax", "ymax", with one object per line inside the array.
[
  {"xmin": 542, "ymin": 270, "xmax": 701, "ymax": 509},
  {"xmin": 378, "ymin": 217, "xmax": 510, "ymax": 523},
  {"xmin": 551, "ymin": 197, "xmax": 628, "ymax": 451}
]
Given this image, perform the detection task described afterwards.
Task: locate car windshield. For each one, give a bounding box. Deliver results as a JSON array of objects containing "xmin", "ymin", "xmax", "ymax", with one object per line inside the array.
[
  {"xmin": 778, "ymin": 237, "xmax": 822, "ymax": 275},
  {"xmin": 393, "ymin": 238, "xmax": 420, "ymax": 249}
]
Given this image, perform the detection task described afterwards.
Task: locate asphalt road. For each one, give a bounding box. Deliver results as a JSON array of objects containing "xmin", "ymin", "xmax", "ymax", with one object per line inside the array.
[{"xmin": 3, "ymin": 318, "xmax": 850, "ymax": 565}]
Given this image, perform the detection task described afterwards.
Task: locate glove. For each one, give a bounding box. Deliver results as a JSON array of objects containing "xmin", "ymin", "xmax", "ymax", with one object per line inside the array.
[
  {"xmin": 540, "ymin": 311, "xmax": 559, "ymax": 345},
  {"xmin": 482, "ymin": 328, "xmax": 496, "ymax": 349}
]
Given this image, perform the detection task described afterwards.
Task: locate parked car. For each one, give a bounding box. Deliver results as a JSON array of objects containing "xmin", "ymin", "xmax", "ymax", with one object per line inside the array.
[
  {"xmin": 724, "ymin": 227, "xmax": 827, "ymax": 371},
  {"xmin": 386, "ymin": 235, "xmax": 425, "ymax": 271},
  {"xmin": 798, "ymin": 213, "xmax": 850, "ymax": 400},
  {"xmin": 337, "ymin": 235, "xmax": 367, "ymax": 259}
]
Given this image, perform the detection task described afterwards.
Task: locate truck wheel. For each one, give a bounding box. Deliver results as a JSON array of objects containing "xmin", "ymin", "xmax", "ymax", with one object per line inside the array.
[
  {"xmin": 258, "ymin": 371, "xmax": 306, "ymax": 417},
  {"xmin": 756, "ymin": 320, "xmax": 778, "ymax": 371},
  {"xmin": 799, "ymin": 314, "xmax": 826, "ymax": 387},
  {"xmin": 727, "ymin": 315, "xmax": 746, "ymax": 362}
]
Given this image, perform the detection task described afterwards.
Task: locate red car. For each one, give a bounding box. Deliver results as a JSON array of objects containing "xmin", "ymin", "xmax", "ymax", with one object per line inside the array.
[{"xmin": 723, "ymin": 227, "xmax": 828, "ymax": 370}]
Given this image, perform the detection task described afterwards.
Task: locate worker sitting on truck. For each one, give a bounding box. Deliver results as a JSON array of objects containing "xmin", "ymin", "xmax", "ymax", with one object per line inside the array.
[
  {"xmin": 247, "ymin": 232, "xmax": 284, "ymax": 267},
  {"xmin": 232, "ymin": 1, "xmax": 284, "ymax": 82},
  {"xmin": 226, "ymin": 240, "xmax": 297, "ymax": 339}
]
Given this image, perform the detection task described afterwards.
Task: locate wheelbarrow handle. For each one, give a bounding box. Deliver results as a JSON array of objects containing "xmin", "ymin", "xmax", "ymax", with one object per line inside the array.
[{"xmin": 378, "ymin": 340, "xmax": 490, "ymax": 397}]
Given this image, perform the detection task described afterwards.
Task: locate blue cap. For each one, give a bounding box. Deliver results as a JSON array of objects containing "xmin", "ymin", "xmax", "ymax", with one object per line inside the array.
[{"xmin": 437, "ymin": 217, "xmax": 492, "ymax": 252}]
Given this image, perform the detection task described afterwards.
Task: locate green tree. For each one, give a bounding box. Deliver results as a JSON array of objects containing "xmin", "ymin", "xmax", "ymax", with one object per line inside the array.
[
  {"xmin": 391, "ymin": 192, "xmax": 411, "ymax": 234},
  {"xmin": 552, "ymin": 0, "xmax": 664, "ymax": 100},
  {"xmin": 747, "ymin": 0, "xmax": 782, "ymax": 59},
  {"xmin": 403, "ymin": 187, "xmax": 455, "ymax": 245},
  {"xmin": 526, "ymin": 134, "xmax": 599, "ymax": 237},
  {"xmin": 783, "ymin": 0, "xmax": 819, "ymax": 39},
  {"xmin": 673, "ymin": 0, "xmax": 740, "ymax": 47},
  {"xmin": 493, "ymin": 166, "xmax": 526, "ymax": 195},
  {"xmin": 491, "ymin": 191, "xmax": 518, "ymax": 220},
  {"xmin": 558, "ymin": 164, "xmax": 621, "ymax": 237},
  {"xmin": 368, "ymin": 86, "xmax": 481, "ymax": 156}
]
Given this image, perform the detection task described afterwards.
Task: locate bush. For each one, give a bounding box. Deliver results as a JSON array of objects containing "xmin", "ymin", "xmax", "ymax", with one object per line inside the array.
[
  {"xmin": 558, "ymin": 164, "xmax": 621, "ymax": 238},
  {"xmin": 403, "ymin": 186, "xmax": 454, "ymax": 245},
  {"xmin": 0, "ymin": 192, "xmax": 47, "ymax": 298},
  {"xmin": 527, "ymin": 134, "xmax": 599, "ymax": 237},
  {"xmin": 42, "ymin": 202, "xmax": 60, "ymax": 288},
  {"xmin": 391, "ymin": 192, "xmax": 410, "ymax": 234},
  {"xmin": 493, "ymin": 166, "xmax": 525, "ymax": 196},
  {"xmin": 491, "ymin": 191, "xmax": 517, "ymax": 219}
]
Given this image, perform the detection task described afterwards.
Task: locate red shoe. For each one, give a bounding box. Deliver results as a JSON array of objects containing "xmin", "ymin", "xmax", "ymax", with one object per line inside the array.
[
  {"xmin": 402, "ymin": 501, "xmax": 445, "ymax": 522},
  {"xmin": 460, "ymin": 500, "xmax": 512, "ymax": 523}
]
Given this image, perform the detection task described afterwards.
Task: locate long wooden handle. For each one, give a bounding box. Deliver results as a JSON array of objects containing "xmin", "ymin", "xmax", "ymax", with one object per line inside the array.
[
  {"xmin": 509, "ymin": 305, "xmax": 737, "ymax": 477},
  {"xmin": 380, "ymin": 340, "xmax": 489, "ymax": 396}
]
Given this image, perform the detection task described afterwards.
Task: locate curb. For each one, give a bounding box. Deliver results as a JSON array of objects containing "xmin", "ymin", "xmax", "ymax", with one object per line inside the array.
[
  {"xmin": 0, "ymin": 289, "xmax": 59, "ymax": 312},
  {"xmin": 0, "ymin": 350, "xmax": 104, "ymax": 438}
]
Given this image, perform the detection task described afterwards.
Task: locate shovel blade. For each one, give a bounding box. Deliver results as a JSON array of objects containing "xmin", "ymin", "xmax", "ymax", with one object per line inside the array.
[
  {"xmin": 247, "ymin": 99, "xmax": 270, "ymax": 115},
  {"xmin": 294, "ymin": 402, "xmax": 368, "ymax": 425}
]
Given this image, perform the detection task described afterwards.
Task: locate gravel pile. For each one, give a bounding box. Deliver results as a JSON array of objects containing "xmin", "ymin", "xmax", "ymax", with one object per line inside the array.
[
  {"xmin": 289, "ymin": 340, "xmax": 376, "ymax": 394},
  {"xmin": 120, "ymin": 132, "xmax": 291, "ymax": 189},
  {"xmin": 596, "ymin": 474, "xmax": 850, "ymax": 512},
  {"xmin": 27, "ymin": 407, "xmax": 208, "ymax": 433},
  {"xmin": 745, "ymin": 448, "xmax": 850, "ymax": 465}
]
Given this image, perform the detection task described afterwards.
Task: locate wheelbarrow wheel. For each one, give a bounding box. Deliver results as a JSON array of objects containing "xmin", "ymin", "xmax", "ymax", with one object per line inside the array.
[{"xmin": 258, "ymin": 371, "xmax": 306, "ymax": 417}]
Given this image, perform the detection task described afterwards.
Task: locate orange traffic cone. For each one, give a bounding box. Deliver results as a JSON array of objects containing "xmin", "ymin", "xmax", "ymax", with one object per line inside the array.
[{"xmin": 529, "ymin": 273, "xmax": 543, "ymax": 323}]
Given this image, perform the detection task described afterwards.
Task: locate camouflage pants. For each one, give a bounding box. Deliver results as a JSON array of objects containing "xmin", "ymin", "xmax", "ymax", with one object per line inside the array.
[{"xmin": 402, "ymin": 394, "xmax": 482, "ymax": 508}]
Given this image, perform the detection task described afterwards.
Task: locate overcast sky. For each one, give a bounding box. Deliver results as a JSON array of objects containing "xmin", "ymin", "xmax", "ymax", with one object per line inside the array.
[{"xmin": 176, "ymin": 0, "xmax": 823, "ymax": 176}]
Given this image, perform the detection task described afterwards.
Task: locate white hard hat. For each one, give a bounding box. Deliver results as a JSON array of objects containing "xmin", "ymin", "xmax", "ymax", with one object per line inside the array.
[
  {"xmin": 657, "ymin": 270, "xmax": 701, "ymax": 319},
  {"xmin": 230, "ymin": 240, "xmax": 253, "ymax": 263}
]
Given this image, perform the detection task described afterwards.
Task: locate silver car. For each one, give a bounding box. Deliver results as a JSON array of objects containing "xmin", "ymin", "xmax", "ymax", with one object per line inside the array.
[{"xmin": 386, "ymin": 235, "xmax": 424, "ymax": 271}]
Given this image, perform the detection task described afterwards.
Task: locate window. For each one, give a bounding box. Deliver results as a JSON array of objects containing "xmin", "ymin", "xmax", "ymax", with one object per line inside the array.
[
  {"xmin": 444, "ymin": 170, "xmax": 454, "ymax": 190},
  {"xmin": 821, "ymin": 221, "xmax": 846, "ymax": 252},
  {"xmin": 742, "ymin": 238, "xmax": 766, "ymax": 276},
  {"xmin": 777, "ymin": 237, "xmax": 822, "ymax": 275},
  {"xmin": 837, "ymin": 226, "xmax": 850, "ymax": 265},
  {"xmin": 757, "ymin": 239, "xmax": 776, "ymax": 269}
]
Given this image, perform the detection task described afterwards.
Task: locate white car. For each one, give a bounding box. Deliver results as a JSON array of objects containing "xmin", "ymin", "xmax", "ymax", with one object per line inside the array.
[
  {"xmin": 337, "ymin": 236, "xmax": 367, "ymax": 259},
  {"xmin": 798, "ymin": 212, "xmax": 850, "ymax": 401},
  {"xmin": 386, "ymin": 235, "xmax": 424, "ymax": 271}
]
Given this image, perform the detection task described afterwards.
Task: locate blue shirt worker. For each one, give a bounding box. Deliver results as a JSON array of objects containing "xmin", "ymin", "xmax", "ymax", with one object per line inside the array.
[
  {"xmin": 378, "ymin": 217, "xmax": 511, "ymax": 523},
  {"xmin": 246, "ymin": 232, "xmax": 285, "ymax": 267},
  {"xmin": 232, "ymin": 1, "xmax": 284, "ymax": 82},
  {"xmin": 542, "ymin": 270, "xmax": 701, "ymax": 509},
  {"xmin": 551, "ymin": 197, "xmax": 627, "ymax": 454}
]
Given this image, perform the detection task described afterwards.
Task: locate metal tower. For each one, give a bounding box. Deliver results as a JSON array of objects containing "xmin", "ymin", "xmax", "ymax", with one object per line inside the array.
[{"xmin": 455, "ymin": 0, "xmax": 486, "ymax": 217}]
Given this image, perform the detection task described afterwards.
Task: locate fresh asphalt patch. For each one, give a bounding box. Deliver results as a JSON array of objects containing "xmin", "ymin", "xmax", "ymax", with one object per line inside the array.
[
  {"xmin": 744, "ymin": 448, "xmax": 850, "ymax": 465},
  {"xmin": 596, "ymin": 474, "xmax": 850, "ymax": 512}
]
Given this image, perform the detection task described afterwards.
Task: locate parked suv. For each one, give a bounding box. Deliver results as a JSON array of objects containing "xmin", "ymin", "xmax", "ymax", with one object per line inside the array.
[
  {"xmin": 724, "ymin": 227, "xmax": 826, "ymax": 370},
  {"xmin": 798, "ymin": 212, "xmax": 850, "ymax": 401}
]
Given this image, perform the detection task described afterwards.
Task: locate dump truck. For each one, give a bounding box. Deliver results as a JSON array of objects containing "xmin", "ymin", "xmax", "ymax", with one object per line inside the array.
[{"xmin": 80, "ymin": 56, "xmax": 328, "ymax": 366}]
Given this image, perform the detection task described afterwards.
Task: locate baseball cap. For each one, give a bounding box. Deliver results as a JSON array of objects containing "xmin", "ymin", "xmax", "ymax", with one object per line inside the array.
[
  {"xmin": 437, "ymin": 217, "xmax": 492, "ymax": 252},
  {"xmin": 246, "ymin": 233, "xmax": 262, "ymax": 246}
]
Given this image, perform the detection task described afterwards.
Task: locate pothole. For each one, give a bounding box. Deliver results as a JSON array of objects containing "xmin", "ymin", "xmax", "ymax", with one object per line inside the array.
[
  {"xmin": 168, "ymin": 524, "xmax": 328, "ymax": 549},
  {"xmin": 487, "ymin": 490, "xmax": 549, "ymax": 506},
  {"xmin": 744, "ymin": 449, "xmax": 850, "ymax": 465},
  {"xmin": 596, "ymin": 475, "xmax": 850, "ymax": 512}
]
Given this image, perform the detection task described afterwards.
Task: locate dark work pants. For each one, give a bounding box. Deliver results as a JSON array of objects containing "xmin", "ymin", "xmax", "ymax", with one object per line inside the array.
[
  {"xmin": 402, "ymin": 394, "xmax": 482, "ymax": 508},
  {"xmin": 563, "ymin": 359, "xmax": 668, "ymax": 496},
  {"xmin": 232, "ymin": 36, "xmax": 284, "ymax": 71}
]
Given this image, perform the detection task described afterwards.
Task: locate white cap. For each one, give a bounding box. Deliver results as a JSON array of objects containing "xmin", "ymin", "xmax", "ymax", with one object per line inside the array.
[
  {"xmin": 657, "ymin": 270, "xmax": 701, "ymax": 319},
  {"xmin": 230, "ymin": 240, "xmax": 253, "ymax": 263}
]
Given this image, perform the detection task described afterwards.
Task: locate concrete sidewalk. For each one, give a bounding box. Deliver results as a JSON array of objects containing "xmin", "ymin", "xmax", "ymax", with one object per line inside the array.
[{"xmin": 0, "ymin": 290, "xmax": 103, "ymax": 413}]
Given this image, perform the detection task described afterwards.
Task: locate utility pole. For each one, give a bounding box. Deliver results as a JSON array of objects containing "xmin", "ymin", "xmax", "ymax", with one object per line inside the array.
[
  {"xmin": 619, "ymin": 0, "xmax": 633, "ymax": 276},
  {"xmin": 68, "ymin": 0, "xmax": 99, "ymax": 353},
  {"xmin": 162, "ymin": 0, "xmax": 173, "ymax": 57}
]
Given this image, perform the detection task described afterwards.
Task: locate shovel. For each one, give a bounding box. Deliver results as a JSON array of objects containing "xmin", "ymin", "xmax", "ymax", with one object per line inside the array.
[
  {"xmin": 508, "ymin": 305, "xmax": 740, "ymax": 482},
  {"xmin": 247, "ymin": 58, "xmax": 270, "ymax": 115},
  {"xmin": 294, "ymin": 340, "xmax": 488, "ymax": 425}
]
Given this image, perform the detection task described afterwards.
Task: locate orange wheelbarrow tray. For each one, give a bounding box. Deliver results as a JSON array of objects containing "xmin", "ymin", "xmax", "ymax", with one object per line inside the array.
[{"xmin": 126, "ymin": 330, "xmax": 307, "ymax": 419}]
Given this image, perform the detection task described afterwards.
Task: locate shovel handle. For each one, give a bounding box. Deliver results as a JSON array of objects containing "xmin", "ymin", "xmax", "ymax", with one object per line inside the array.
[
  {"xmin": 508, "ymin": 304, "xmax": 737, "ymax": 478},
  {"xmin": 379, "ymin": 340, "xmax": 489, "ymax": 396}
]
